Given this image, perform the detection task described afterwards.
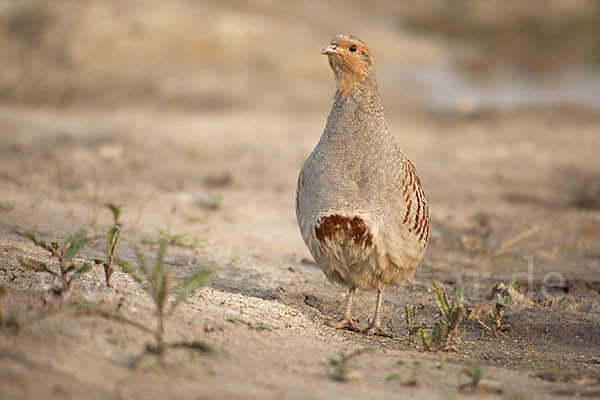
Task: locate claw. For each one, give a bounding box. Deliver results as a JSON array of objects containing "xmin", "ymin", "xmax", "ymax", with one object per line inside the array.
[
  {"xmin": 361, "ymin": 322, "xmax": 392, "ymax": 337},
  {"xmin": 361, "ymin": 323, "xmax": 382, "ymax": 336},
  {"xmin": 328, "ymin": 315, "xmax": 358, "ymax": 330}
]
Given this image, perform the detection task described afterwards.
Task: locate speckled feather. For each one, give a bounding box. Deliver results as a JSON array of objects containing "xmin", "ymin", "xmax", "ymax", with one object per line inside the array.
[{"xmin": 296, "ymin": 34, "xmax": 429, "ymax": 293}]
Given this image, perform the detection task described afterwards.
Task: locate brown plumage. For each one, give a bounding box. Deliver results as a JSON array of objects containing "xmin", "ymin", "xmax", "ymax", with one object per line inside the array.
[{"xmin": 295, "ymin": 34, "xmax": 429, "ymax": 335}]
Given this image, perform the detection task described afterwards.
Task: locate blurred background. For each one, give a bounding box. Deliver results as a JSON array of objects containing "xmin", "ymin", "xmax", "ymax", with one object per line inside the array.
[
  {"xmin": 1, "ymin": 0, "xmax": 599, "ymax": 280},
  {"xmin": 2, "ymin": 0, "xmax": 600, "ymax": 114}
]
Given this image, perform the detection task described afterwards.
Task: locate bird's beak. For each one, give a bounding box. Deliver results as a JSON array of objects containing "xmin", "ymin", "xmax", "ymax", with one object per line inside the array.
[{"xmin": 321, "ymin": 44, "xmax": 340, "ymax": 56}]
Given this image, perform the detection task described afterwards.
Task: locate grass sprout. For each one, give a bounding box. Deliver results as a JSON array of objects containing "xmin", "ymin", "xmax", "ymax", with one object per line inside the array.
[
  {"xmin": 226, "ymin": 317, "xmax": 277, "ymax": 331},
  {"xmin": 200, "ymin": 194, "xmax": 223, "ymax": 210},
  {"xmin": 328, "ymin": 347, "xmax": 373, "ymax": 382},
  {"xmin": 0, "ymin": 201, "xmax": 14, "ymax": 211},
  {"xmin": 418, "ymin": 327, "xmax": 431, "ymax": 351},
  {"xmin": 404, "ymin": 360, "xmax": 422, "ymax": 387},
  {"xmin": 22, "ymin": 239, "xmax": 213, "ymax": 364},
  {"xmin": 419, "ymin": 280, "xmax": 466, "ymax": 352},
  {"xmin": 477, "ymin": 277, "xmax": 520, "ymax": 337},
  {"xmin": 387, "ymin": 360, "xmax": 422, "ymax": 386},
  {"xmin": 104, "ymin": 203, "xmax": 123, "ymax": 226},
  {"xmin": 120, "ymin": 239, "xmax": 212, "ymax": 359},
  {"xmin": 15, "ymin": 229, "xmax": 94, "ymax": 295},
  {"xmin": 0, "ymin": 285, "xmax": 20, "ymax": 332},
  {"xmin": 93, "ymin": 226, "xmax": 122, "ymax": 287},
  {"xmin": 146, "ymin": 229, "xmax": 205, "ymax": 250},
  {"xmin": 460, "ymin": 363, "xmax": 482, "ymax": 393},
  {"xmin": 405, "ymin": 304, "xmax": 418, "ymax": 335}
]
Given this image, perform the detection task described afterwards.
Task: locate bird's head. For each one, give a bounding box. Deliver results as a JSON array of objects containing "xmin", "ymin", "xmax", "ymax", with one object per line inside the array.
[{"xmin": 321, "ymin": 34, "xmax": 374, "ymax": 98}]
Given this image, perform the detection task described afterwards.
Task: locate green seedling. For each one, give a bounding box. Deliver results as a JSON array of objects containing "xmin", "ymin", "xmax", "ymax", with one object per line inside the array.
[
  {"xmin": 328, "ymin": 347, "xmax": 373, "ymax": 382},
  {"xmin": 419, "ymin": 280, "xmax": 466, "ymax": 352},
  {"xmin": 104, "ymin": 203, "xmax": 123, "ymax": 226},
  {"xmin": 155, "ymin": 229, "xmax": 205, "ymax": 250},
  {"xmin": 388, "ymin": 360, "xmax": 422, "ymax": 386},
  {"xmin": 479, "ymin": 277, "xmax": 518, "ymax": 337},
  {"xmin": 15, "ymin": 229, "xmax": 94, "ymax": 295},
  {"xmin": 386, "ymin": 373, "xmax": 402, "ymax": 382},
  {"xmin": 405, "ymin": 304, "xmax": 418, "ymax": 335},
  {"xmin": 460, "ymin": 363, "xmax": 482, "ymax": 393},
  {"xmin": 525, "ymin": 350, "xmax": 574, "ymax": 381},
  {"xmin": 418, "ymin": 327, "xmax": 431, "ymax": 351},
  {"xmin": 541, "ymin": 332, "xmax": 554, "ymax": 345},
  {"xmin": 131, "ymin": 207, "xmax": 144, "ymax": 232},
  {"xmin": 24, "ymin": 239, "xmax": 213, "ymax": 364},
  {"xmin": 120, "ymin": 239, "xmax": 212, "ymax": 360},
  {"xmin": 200, "ymin": 194, "xmax": 223, "ymax": 210},
  {"xmin": 0, "ymin": 285, "xmax": 20, "ymax": 332},
  {"xmin": 437, "ymin": 352, "xmax": 446, "ymax": 370},
  {"xmin": 469, "ymin": 363, "xmax": 482, "ymax": 389},
  {"xmin": 226, "ymin": 317, "xmax": 277, "ymax": 331},
  {"xmin": 477, "ymin": 320, "xmax": 492, "ymax": 336},
  {"xmin": 489, "ymin": 293, "xmax": 509, "ymax": 336},
  {"xmin": 0, "ymin": 201, "xmax": 13, "ymax": 211},
  {"xmin": 405, "ymin": 360, "xmax": 422, "ymax": 387},
  {"xmin": 107, "ymin": 336, "xmax": 121, "ymax": 346},
  {"xmin": 432, "ymin": 280, "xmax": 466, "ymax": 350},
  {"xmin": 183, "ymin": 215, "xmax": 204, "ymax": 224},
  {"xmin": 93, "ymin": 226, "xmax": 122, "ymax": 287}
]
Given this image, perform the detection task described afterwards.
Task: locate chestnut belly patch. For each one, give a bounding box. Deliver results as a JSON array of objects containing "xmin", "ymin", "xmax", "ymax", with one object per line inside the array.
[{"xmin": 315, "ymin": 214, "xmax": 373, "ymax": 248}]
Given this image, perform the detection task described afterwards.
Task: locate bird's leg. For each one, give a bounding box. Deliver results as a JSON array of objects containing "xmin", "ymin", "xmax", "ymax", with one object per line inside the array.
[
  {"xmin": 363, "ymin": 288, "xmax": 385, "ymax": 335},
  {"xmin": 328, "ymin": 286, "xmax": 358, "ymax": 329}
]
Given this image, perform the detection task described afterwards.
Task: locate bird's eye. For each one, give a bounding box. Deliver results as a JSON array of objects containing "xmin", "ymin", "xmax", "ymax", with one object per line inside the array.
[{"xmin": 349, "ymin": 44, "xmax": 357, "ymax": 52}]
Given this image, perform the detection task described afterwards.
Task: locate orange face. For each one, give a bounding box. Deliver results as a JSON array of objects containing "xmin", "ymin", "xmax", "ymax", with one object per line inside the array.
[
  {"xmin": 321, "ymin": 34, "xmax": 373, "ymax": 97},
  {"xmin": 322, "ymin": 35, "xmax": 372, "ymax": 69}
]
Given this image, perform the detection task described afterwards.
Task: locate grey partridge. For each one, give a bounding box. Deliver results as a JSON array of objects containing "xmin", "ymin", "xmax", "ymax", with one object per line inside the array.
[{"xmin": 295, "ymin": 34, "xmax": 429, "ymax": 335}]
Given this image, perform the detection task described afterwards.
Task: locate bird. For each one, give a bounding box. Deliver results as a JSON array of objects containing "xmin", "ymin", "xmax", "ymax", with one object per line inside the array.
[{"xmin": 295, "ymin": 34, "xmax": 429, "ymax": 335}]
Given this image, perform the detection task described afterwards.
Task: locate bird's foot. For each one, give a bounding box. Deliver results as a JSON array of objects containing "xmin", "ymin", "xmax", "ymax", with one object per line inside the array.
[
  {"xmin": 361, "ymin": 323, "xmax": 392, "ymax": 338},
  {"xmin": 328, "ymin": 315, "xmax": 358, "ymax": 331}
]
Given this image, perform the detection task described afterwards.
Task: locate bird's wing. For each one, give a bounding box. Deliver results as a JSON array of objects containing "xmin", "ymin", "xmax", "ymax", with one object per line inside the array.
[{"xmin": 397, "ymin": 155, "xmax": 430, "ymax": 248}]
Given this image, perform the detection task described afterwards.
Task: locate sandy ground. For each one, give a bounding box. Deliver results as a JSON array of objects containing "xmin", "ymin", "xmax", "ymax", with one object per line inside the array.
[
  {"xmin": 1, "ymin": 104, "xmax": 599, "ymax": 399},
  {"xmin": 1, "ymin": 1, "xmax": 600, "ymax": 399}
]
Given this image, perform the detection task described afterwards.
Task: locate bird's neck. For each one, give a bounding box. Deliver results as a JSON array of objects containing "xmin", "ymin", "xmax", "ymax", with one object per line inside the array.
[
  {"xmin": 335, "ymin": 70, "xmax": 378, "ymax": 102},
  {"xmin": 322, "ymin": 75, "xmax": 390, "ymax": 147},
  {"xmin": 333, "ymin": 73, "xmax": 385, "ymax": 119}
]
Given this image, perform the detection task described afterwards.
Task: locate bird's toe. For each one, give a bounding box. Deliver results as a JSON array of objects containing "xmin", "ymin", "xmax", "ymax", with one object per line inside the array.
[
  {"xmin": 361, "ymin": 324, "xmax": 391, "ymax": 337},
  {"xmin": 328, "ymin": 316, "xmax": 358, "ymax": 330}
]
